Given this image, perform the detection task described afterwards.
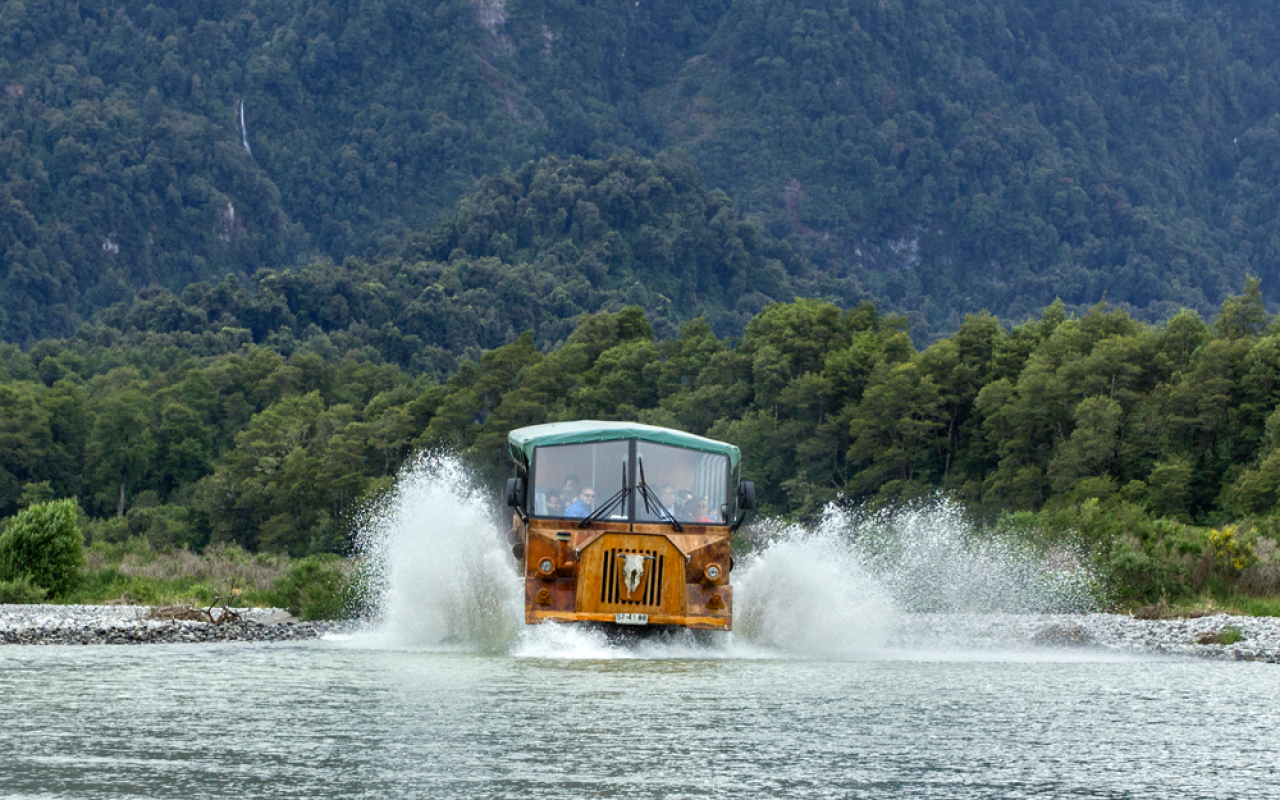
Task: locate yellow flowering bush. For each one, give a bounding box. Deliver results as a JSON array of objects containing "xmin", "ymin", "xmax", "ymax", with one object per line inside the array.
[{"xmin": 1205, "ymin": 525, "xmax": 1257, "ymax": 574}]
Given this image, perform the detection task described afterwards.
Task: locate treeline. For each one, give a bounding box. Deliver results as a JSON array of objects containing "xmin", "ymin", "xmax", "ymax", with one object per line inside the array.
[
  {"xmin": 7, "ymin": 0, "xmax": 1280, "ymax": 342},
  {"xmin": 6, "ymin": 284, "xmax": 1280, "ymax": 600},
  {"xmin": 0, "ymin": 339, "xmax": 425, "ymax": 552}
]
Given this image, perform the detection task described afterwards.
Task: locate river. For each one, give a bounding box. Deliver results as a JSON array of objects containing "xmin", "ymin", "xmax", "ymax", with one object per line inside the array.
[{"xmin": 2, "ymin": 638, "xmax": 1278, "ymax": 799}]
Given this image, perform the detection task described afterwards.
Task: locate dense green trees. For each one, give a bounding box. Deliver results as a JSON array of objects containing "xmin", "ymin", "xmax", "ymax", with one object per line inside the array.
[
  {"xmin": 6, "ymin": 1, "xmax": 1280, "ymax": 342},
  {"xmin": 8, "ymin": 283, "xmax": 1280, "ymax": 579}
]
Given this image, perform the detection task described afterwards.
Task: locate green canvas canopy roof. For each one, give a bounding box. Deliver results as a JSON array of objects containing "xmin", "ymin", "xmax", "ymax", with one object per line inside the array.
[{"xmin": 508, "ymin": 421, "xmax": 741, "ymax": 468}]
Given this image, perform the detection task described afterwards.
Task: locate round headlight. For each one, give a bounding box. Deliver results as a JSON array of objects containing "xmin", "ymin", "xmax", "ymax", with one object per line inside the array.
[
  {"xmin": 538, "ymin": 558, "xmax": 555, "ymax": 575},
  {"xmin": 704, "ymin": 563, "xmax": 721, "ymax": 581}
]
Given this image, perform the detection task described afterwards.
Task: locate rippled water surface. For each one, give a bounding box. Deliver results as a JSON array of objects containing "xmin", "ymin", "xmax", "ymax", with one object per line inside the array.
[{"xmin": 2, "ymin": 640, "xmax": 1278, "ymax": 799}]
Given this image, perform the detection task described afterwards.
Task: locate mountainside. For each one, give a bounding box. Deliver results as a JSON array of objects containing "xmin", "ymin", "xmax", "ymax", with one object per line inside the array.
[
  {"xmin": 4, "ymin": 0, "xmax": 1280, "ymax": 342},
  {"xmin": 43, "ymin": 152, "xmax": 815, "ymax": 379}
]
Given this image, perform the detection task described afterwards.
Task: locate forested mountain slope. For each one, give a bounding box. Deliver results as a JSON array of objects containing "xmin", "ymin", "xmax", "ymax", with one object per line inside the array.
[
  {"xmin": 4, "ymin": 0, "xmax": 1280, "ymax": 343},
  {"xmin": 47, "ymin": 153, "xmax": 815, "ymax": 376}
]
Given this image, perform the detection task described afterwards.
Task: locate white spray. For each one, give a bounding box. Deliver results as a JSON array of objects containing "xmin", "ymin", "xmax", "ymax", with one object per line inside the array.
[
  {"xmin": 733, "ymin": 515, "xmax": 896, "ymax": 657},
  {"xmin": 347, "ymin": 455, "xmax": 1098, "ymax": 658},
  {"xmin": 812, "ymin": 500, "xmax": 1099, "ymax": 614},
  {"xmin": 349, "ymin": 453, "xmax": 522, "ymax": 652}
]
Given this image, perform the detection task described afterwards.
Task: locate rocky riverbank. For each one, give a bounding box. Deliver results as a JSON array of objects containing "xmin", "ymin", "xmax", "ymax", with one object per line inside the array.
[
  {"xmin": 0, "ymin": 605, "xmax": 351, "ymax": 645},
  {"xmin": 888, "ymin": 612, "xmax": 1280, "ymax": 663}
]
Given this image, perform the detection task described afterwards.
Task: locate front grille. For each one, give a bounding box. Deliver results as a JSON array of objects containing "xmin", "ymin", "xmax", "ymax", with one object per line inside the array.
[{"xmin": 600, "ymin": 547, "xmax": 664, "ymax": 607}]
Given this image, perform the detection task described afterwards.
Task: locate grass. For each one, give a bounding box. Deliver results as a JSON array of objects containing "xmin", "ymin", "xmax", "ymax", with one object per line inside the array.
[
  {"xmin": 1197, "ymin": 627, "xmax": 1244, "ymax": 645},
  {"xmin": 2, "ymin": 536, "xmax": 357, "ymax": 620},
  {"xmin": 15, "ymin": 539, "xmax": 354, "ymax": 622},
  {"xmin": 63, "ymin": 542, "xmax": 294, "ymax": 606},
  {"xmin": 1217, "ymin": 596, "xmax": 1280, "ymax": 617},
  {"xmin": 1125, "ymin": 593, "xmax": 1280, "ymax": 619}
]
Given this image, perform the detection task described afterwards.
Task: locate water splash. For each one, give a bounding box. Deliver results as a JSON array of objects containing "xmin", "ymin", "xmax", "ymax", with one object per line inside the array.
[
  {"xmin": 731, "ymin": 499, "xmax": 1098, "ymax": 656},
  {"xmin": 733, "ymin": 516, "xmax": 896, "ymax": 658},
  {"xmin": 347, "ymin": 454, "xmax": 1098, "ymax": 658},
  {"xmin": 349, "ymin": 453, "xmax": 522, "ymax": 653},
  {"xmin": 842, "ymin": 500, "xmax": 1099, "ymax": 614}
]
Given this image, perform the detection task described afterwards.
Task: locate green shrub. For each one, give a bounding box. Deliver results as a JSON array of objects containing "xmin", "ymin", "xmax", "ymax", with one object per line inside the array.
[
  {"xmin": 1106, "ymin": 540, "xmax": 1187, "ymax": 603},
  {"xmin": 267, "ymin": 555, "xmax": 353, "ymax": 621},
  {"xmin": 0, "ymin": 500, "xmax": 86, "ymax": 597},
  {"xmin": 0, "ymin": 574, "xmax": 48, "ymax": 604}
]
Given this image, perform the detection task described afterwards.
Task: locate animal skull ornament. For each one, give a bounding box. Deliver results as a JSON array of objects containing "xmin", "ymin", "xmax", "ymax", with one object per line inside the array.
[{"xmin": 620, "ymin": 553, "xmax": 652, "ymax": 596}]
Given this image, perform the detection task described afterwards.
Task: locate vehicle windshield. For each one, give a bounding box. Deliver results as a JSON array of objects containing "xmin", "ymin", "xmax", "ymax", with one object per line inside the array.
[
  {"xmin": 529, "ymin": 439, "xmax": 730, "ymax": 523},
  {"xmin": 531, "ymin": 441, "xmax": 629, "ymax": 520},
  {"xmin": 636, "ymin": 441, "xmax": 729, "ymax": 524}
]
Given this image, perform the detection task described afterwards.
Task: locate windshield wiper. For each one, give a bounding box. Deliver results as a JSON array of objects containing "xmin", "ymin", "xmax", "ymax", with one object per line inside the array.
[
  {"xmin": 579, "ymin": 459, "xmax": 629, "ymax": 528},
  {"xmin": 637, "ymin": 455, "xmax": 682, "ymax": 532}
]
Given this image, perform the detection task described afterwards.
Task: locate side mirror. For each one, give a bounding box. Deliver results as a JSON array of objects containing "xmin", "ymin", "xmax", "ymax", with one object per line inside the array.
[
  {"xmin": 737, "ymin": 480, "xmax": 756, "ymax": 511},
  {"xmin": 506, "ymin": 477, "xmax": 526, "ymax": 508}
]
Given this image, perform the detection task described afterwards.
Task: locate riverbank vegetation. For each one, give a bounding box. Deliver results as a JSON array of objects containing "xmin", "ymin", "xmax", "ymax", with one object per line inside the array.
[
  {"xmin": 6, "ymin": 281, "xmax": 1280, "ymax": 611},
  {"xmin": 0, "ymin": 499, "xmax": 349, "ymax": 618}
]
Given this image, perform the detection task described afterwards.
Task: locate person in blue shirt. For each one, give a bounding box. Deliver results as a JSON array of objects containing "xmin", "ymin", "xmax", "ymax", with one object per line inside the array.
[{"xmin": 565, "ymin": 487, "xmax": 596, "ymax": 518}]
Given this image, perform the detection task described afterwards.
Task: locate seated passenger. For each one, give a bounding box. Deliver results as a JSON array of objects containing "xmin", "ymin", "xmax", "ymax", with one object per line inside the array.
[
  {"xmin": 544, "ymin": 493, "xmax": 565, "ymax": 517},
  {"xmin": 676, "ymin": 490, "xmax": 694, "ymax": 518},
  {"xmin": 559, "ymin": 475, "xmax": 580, "ymax": 508},
  {"xmin": 565, "ymin": 487, "xmax": 596, "ymax": 518},
  {"xmin": 692, "ymin": 496, "xmax": 717, "ymax": 524},
  {"xmin": 657, "ymin": 484, "xmax": 678, "ymax": 516}
]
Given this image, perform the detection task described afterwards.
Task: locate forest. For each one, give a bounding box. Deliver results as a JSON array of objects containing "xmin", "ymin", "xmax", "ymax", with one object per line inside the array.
[
  {"xmin": 5, "ymin": 0, "xmax": 1280, "ymax": 342},
  {"xmin": 5, "ymin": 278, "xmax": 1280, "ymax": 605}
]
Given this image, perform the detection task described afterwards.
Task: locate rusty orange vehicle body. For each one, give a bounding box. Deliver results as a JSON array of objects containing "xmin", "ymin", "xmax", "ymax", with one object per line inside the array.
[{"xmin": 505, "ymin": 421, "xmax": 755, "ymax": 632}]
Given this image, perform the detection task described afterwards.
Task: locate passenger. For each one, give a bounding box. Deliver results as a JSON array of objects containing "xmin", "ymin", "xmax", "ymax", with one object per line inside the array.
[
  {"xmin": 657, "ymin": 484, "xmax": 678, "ymax": 516},
  {"xmin": 565, "ymin": 487, "xmax": 596, "ymax": 518},
  {"xmin": 544, "ymin": 493, "xmax": 565, "ymax": 517},
  {"xmin": 560, "ymin": 475, "xmax": 580, "ymax": 507},
  {"xmin": 692, "ymin": 496, "xmax": 716, "ymax": 524},
  {"xmin": 676, "ymin": 489, "xmax": 693, "ymax": 518}
]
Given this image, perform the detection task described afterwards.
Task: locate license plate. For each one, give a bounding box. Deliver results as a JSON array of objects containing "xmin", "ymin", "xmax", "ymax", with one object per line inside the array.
[{"xmin": 615, "ymin": 613, "xmax": 648, "ymax": 625}]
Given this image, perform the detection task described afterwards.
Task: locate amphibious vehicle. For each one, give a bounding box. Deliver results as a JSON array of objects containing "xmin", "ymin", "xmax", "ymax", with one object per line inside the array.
[{"xmin": 504, "ymin": 421, "xmax": 755, "ymax": 631}]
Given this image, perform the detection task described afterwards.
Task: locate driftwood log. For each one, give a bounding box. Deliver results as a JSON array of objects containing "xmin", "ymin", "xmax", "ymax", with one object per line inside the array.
[{"xmin": 145, "ymin": 596, "xmax": 243, "ymax": 625}]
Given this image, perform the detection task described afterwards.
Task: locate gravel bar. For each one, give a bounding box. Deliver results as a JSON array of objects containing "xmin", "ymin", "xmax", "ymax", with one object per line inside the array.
[
  {"xmin": 0, "ymin": 605, "xmax": 352, "ymax": 645},
  {"xmin": 888, "ymin": 612, "xmax": 1280, "ymax": 663},
  {"xmin": 3, "ymin": 606, "xmax": 1278, "ymax": 661}
]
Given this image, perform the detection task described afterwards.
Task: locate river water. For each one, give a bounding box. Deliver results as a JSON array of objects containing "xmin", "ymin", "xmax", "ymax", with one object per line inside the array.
[{"xmin": 2, "ymin": 639, "xmax": 1278, "ymax": 799}]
